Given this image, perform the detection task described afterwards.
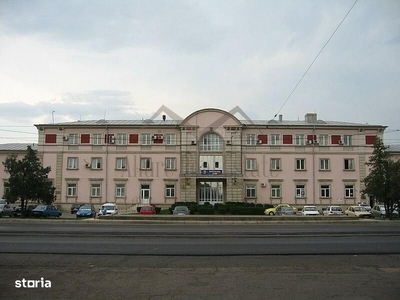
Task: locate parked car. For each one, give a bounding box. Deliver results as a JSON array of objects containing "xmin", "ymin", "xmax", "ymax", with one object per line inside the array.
[
  {"xmin": 301, "ymin": 206, "xmax": 320, "ymax": 216},
  {"xmin": 275, "ymin": 206, "xmax": 296, "ymax": 216},
  {"xmin": 13, "ymin": 205, "xmax": 37, "ymax": 217},
  {"xmin": 98, "ymin": 203, "xmax": 118, "ymax": 216},
  {"xmin": 0, "ymin": 204, "xmax": 14, "ymax": 217},
  {"xmin": 0, "ymin": 199, "xmax": 7, "ymax": 205},
  {"xmin": 140, "ymin": 205, "xmax": 156, "ymax": 215},
  {"xmin": 323, "ymin": 206, "xmax": 344, "ymax": 216},
  {"xmin": 71, "ymin": 204, "xmax": 84, "ymax": 214},
  {"xmin": 76, "ymin": 204, "xmax": 96, "ymax": 218},
  {"xmin": 357, "ymin": 201, "xmax": 371, "ymax": 211},
  {"xmin": 173, "ymin": 206, "xmax": 190, "ymax": 215},
  {"xmin": 371, "ymin": 205, "xmax": 387, "ymax": 218},
  {"xmin": 345, "ymin": 206, "xmax": 373, "ymax": 218},
  {"xmin": 265, "ymin": 204, "xmax": 297, "ymax": 216},
  {"xmin": 31, "ymin": 205, "xmax": 62, "ymax": 218}
]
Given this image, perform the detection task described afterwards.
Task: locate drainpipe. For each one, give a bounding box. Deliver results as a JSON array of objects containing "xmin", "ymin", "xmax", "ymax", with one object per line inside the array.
[
  {"xmin": 105, "ymin": 125, "xmax": 109, "ymax": 203},
  {"xmin": 312, "ymin": 125, "xmax": 316, "ymax": 205}
]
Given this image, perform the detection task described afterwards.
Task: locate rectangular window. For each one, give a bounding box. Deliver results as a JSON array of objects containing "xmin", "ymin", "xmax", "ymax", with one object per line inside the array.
[
  {"xmin": 166, "ymin": 184, "xmax": 175, "ymax": 197},
  {"xmin": 91, "ymin": 158, "xmax": 102, "ymax": 169},
  {"xmin": 283, "ymin": 135, "xmax": 293, "ymax": 144},
  {"xmin": 92, "ymin": 134, "xmax": 102, "ymax": 145},
  {"xmin": 166, "ymin": 133, "xmax": 176, "ymax": 145},
  {"xmin": 319, "ymin": 135, "xmax": 328, "ymax": 146},
  {"xmin": 116, "ymin": 133, "xmax": 127, "ymax": 145},
  {"xmin": 67, "ymin": 133, "xmax": 78, "ymax": 145},
  {"xmin": 319, "ymin": 159, "xmax": 330, "ymax": 171},
  {"xmin": 295, "ymin": 134, "xmax": 305, "ymax": 146},
  {"xmin": 344, "ymin": 159, "xmax": 354, "ymax": 170},
  {"xmin": 116, "ymin": 158, "xmax": 127, "ymax": 170},
  {"xmin": 91, "ymin": 183, "xmax": 101, "ymax": 197},
  {"xmin": 296, "ymin": 185, "xmax": 305, "ymax": 198},
  {"xmin": 246, "ymin": 158, "xmax": 257, "ymax": 170},
  {"xmin": 295, "ymin": 159, "xmax": 306, "ymax": 170},
  {"xmin": 270, "ymin": 158, "xmax": 281, "ymax": 170},
  {"xmin": 141, "ymin": 158, "xmax": 151, "ymax": 169},
  {"xmin": 141, "ymin": 133, "xmax": 151, "ymax": 145},
  {"xmin": 246, "ymin": 134, "xmax": 256, "ymax": 145},
  {"xmin": 271, "ymin": 184, "xmax": 281, "ymax": 198},
  {"xmin": 320, "ymin": 185, "xmax": 330, "ymax": 198},
  {"xmin": 116, "ymin": 183, "xmax": 125, "ymax": 197},
  {"xmin": 67, "ymin": 157, "xmax": 78, "ymax": 169},
  {"xmin": 45, "ymin": 134, "xmax": 57, "ymax": 143},
  {"xmin": 270, "ymin": 134, "xmax": 280, "ymax": 145},
  {"xmin": 67, "ymin": 183, "xmax": 77, "ymax": 197},
  {"xmin": 345, "ymin": 185, "xmax": 354, "ymax": 198},
  {"xmin": 165, "ymin": 158, "xmax": 176, "ymax": 170},
  {"xmin": 246, "ymin": 184, "xmax": 256, "ymax": 198},
  {"xmin": 343, "ymin": 135, "xmax": 353, "ymax": 146}
]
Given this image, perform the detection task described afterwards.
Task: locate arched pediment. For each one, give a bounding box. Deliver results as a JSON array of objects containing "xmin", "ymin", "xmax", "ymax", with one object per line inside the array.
[{"xmin": 180, "ymin": 108, "xmax": 242, "ymax": 129}]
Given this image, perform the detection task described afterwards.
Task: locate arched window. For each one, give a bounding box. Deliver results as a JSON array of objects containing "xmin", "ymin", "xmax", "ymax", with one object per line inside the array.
[{"xmin": 200, "ymin": 133, "xmax": 223, "ymax": 151}]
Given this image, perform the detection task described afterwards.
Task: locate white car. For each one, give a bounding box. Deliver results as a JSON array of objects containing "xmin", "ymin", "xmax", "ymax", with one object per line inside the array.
[
  {"xmin": 98, "ymin": 203, "xmax": 118, "ymax": 216},
  {"xmin": 323, "ymin": 206, "xmax": 344, "ymax": 216},
  {"xmin": 301, "ymin": 206, "xmax": 320, "ymax": 216}
]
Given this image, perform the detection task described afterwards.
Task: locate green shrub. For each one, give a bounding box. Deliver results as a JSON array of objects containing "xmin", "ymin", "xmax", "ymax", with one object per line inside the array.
[{"xmin": 198, "ymin": 207, "xmax": 215, "ymax": 215}]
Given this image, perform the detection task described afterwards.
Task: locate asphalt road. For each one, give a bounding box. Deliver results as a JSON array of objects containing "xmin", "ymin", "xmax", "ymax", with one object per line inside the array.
[{"xmin": 1, "ymin": 220, "xmax": 400, "ymax": 300}]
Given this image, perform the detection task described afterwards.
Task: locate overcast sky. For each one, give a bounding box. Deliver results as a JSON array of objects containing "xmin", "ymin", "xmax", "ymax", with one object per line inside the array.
[{"xmin": 0, "ymin": 0, "xmax": 399, "ymax": 145}]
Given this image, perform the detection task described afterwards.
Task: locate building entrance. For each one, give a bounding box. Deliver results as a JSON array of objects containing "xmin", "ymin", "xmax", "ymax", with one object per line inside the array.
[{"xmin": 198, "ymin": 180, "xmax": 224, "ymax": 204}]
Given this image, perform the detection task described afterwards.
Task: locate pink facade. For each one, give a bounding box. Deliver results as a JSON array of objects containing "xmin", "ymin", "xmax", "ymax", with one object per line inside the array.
[{"xmin": 1, "ymin": 108, "xmax": 387, "ymax": 211}]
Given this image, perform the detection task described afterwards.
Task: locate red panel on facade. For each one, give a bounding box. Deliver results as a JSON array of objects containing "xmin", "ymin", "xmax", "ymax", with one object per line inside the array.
[
  {"xmin": 45, "ymin": 134, "xmax": 57, "ymax": 143},
  {"xmin": 307, "ymin": 135, "xmax": 317, "ymax": 142},
  {"xmin": 81, "ymin": 134, "xmax": 90, "ymax": 144},
  {"xmin": 258, "ymin": 134, "xmax": 268, "ymax": 144},
  {"xmin": 365, "ymin": 135, "xmax": 376, "ymax": 145},
  {"xmin": 129, "ymin": 134, "xmax": 138, "ymax": 143},
  {"xmin": 283, "ymin": 135, "xmax": 292, "ymax": 144},
  {"xmin": 331, "ymin": 135, "xmax": 341, "ymax": 144}
]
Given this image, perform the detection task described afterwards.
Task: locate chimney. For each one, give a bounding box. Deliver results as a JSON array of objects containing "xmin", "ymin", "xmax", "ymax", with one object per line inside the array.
[
  {"xmin": 279, "ymin": 114, "xmax": 283, "ymax": 122},
  {"xmin": 305, "ymin": 113, "xmax": 317, "ymax": 123}
]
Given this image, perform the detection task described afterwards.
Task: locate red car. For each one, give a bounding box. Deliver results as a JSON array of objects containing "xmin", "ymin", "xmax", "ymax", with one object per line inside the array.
[{"xmin": 140, "ymin": 205, "xmax": 156, "ymax": 215}]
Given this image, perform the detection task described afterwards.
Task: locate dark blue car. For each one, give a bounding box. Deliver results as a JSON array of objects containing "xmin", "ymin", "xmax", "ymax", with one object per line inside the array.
[
  {"xmin": 31, "ymin": 205, "xmax": 62, "ymax": 218},
  {"xmin": 76, "ymin": 204, "xmax": 96, "ymax": 218}
]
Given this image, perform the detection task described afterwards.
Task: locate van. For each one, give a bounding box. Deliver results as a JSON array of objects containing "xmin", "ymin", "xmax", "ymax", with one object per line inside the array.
[{"xmin": 99, "ymin": 203, "xmax": 118, "ymax": 215}]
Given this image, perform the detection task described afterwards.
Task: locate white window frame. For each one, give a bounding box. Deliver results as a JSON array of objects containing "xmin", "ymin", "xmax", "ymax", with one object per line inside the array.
[
  {"xmin": 319, "ymin": 159, "xmax": 330, "ymax": 171},
  {"xmin": 245, "ymin": 158, "xmax": 257, "ymax": 170},
  {"xmin": 165, "ymin": 158, "xmax": 176, "ymax": 170},
  {"xmin": 67, "ymin": 157, "xmax": 78, "ymax": 169},
  {"xmin": 296, "ymin": 184, "xmax": 306, "ymax": 198},
  {"xmin": 345, "ymin": 185, "xmax": 354, "ymax": 198},
  {"xmin": 270, "ymin": 134, "xmax": 280, "ymax": 145},
  {"xmin": 319, "ymin": 135, "xmax": 329, "ymax": 146},
  {"xmin": 140, "ymin": 158, "xmax": 151, "ymax": 170},
  {"xmin": 67, "ymin": 183, "xmax": 77, "ymax": 197},
  {"xmin": 320, "ymin": 185, "xmax": 330, "ymax": 198},
  {"xmin": 91, "ymin": 158, "xmax": 102, "ymax": 169},
  {"xmin": 92, "ymin": 133, "xmax": 102, "ymax": 145},
  {"xmin": 270, "ymin": 158, "xmax": 281, "ymax": 170},
  {"xmin": 166, "ymin": 184, "xmax": 175, "ymax": 197},
  {"xmin": 165, "ymin": 133, "xmax": 176, "ymax": 145},
  {"xmin": 141, "ymin": 133, "xmax": 151, "ymax": 145},
  {"xmin": 69, "ymin": 133, "xmax": 79, "ymax": 145},
  {"xmin": 295, "ymin": 158, "xmax": 306, "ymax": 170},
  {"xmin": 246, "ymin": 184, "xmax": 256, "ymax": 198},
  {"xmin": 344, "ymin": 158, "xmax": 354, "ymax": 170},
  {"xmin": 116, "ymin": 183, "xmax": 126, "ymax": 197},
  {"xmin": 91, "ymin": 183, "xmax": 101, "ymax": 197},
  {"xmin": 271, "ymin": 184, "xmax": 281, "ymax": 198},
  {"xmin": 343, "ymin": 135, "xmax": 353, "ymax": 146},
  {"xmin": 116, "ymin": 158, "xmax": 127, "ymax": 170},
  {"xmin": 295, "ymin": 134, "xmax": 305, "ymax": 146},
  {"xmin": 246, "ymin": 134, "xmax": 256, "ymax": 145},
  {"xmin": 116, "ymin": 133, "xmax": 127, "ymax": 145}
]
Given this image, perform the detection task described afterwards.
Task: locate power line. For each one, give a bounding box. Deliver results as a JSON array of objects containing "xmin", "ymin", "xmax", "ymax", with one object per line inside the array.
[{"xmin": 274, "ymin": 0, "xmax": 359, "ymax": 118}]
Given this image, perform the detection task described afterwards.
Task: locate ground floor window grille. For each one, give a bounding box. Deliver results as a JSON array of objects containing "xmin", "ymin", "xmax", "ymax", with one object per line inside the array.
[{"xmin": 198, "ymin": 181, "xmax": 223, "ymax": 204}]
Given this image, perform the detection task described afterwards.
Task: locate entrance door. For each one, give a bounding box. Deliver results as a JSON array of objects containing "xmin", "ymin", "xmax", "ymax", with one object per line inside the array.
[
  {"xmin": 141, "ymin": 184, "xmax": 150, "ymax": 205},
  {"xmin": 198, "ymin": 181, "xmax": 224, "ymax": 204}
]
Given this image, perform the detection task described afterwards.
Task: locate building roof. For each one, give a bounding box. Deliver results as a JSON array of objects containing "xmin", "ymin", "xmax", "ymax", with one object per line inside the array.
[
  {"xmin": 386, "ymin": 145, "xmax": 400, "ymax": 153},
  {"xmin": 0, "ymin": 143, "xmax": 38, "ymax": 151}
]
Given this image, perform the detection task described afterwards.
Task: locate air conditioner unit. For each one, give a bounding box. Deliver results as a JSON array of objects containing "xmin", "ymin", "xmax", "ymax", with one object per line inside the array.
[
  {"xmin": 191, "ymin": 141, "xmax": 196, "ymax": 145},
  {"xmin": 85, "ymin": 163, "xmax": 91, "ymax": 168},
  {"xmin": 314, "ymin": 140, "xmax": 319, "ymax": 145},
  {"xmin": 257, "ymin": 140, "xmax": 263, "ymax": 144},
  {"xmin": 261, "ymin": 183, "xmax": 266, "ymax": 187},
  {"xmin": 63, "ymin": 136, "xmax": 69, "ymax": 141},
  {"xmin": 338, "ymin": 140, "xmax": 343, "ymax": 145},
  {"xmin": 307, "ymin": 140, "xmax": 313, "ymax": 145},
  {"xmin": 226, "ymin": 140, "xmax": 232, "ymax": 145},
  {"xmin": 159, "ymin": 135, "xmax": 164, "ymax": 140},
  {"xmin": 152, "ymin": 135, "xmax": 157, "ymax": 140},
  {"xmin": 108, "ymin": 136, "xmax": 115, "ymax": 144}
]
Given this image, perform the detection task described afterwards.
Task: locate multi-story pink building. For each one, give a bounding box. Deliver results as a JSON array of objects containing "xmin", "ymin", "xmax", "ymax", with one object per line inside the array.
[{"xmin": 1, "ymin": 108, "xmax": 387, "ymax": 211}]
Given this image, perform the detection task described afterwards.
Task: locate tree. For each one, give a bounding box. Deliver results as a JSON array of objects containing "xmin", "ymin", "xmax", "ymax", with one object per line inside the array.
[
  {"xmin": 363, "ymin": 138, "xmax": 400, "ymax": 219},
  {"xmin": 2, "ymin": 145, "xmax": 55, "ymax": 216}
]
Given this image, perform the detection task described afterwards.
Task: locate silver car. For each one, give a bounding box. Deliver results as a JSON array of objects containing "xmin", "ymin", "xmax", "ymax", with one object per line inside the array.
[
  {"xmin": 371, "ymin": 205, "xmax": 386, "ymax": 218},
  {"xmin": 173, "ymin": 206, "xmax": 190, "ymax": 215},
  {"xmin": 323, "ymin": 206, "xmax": 344, "ymax": 216},
  {"xmin": 0, "ymin": 204, "xmax": 14, "ymax": 217}
]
